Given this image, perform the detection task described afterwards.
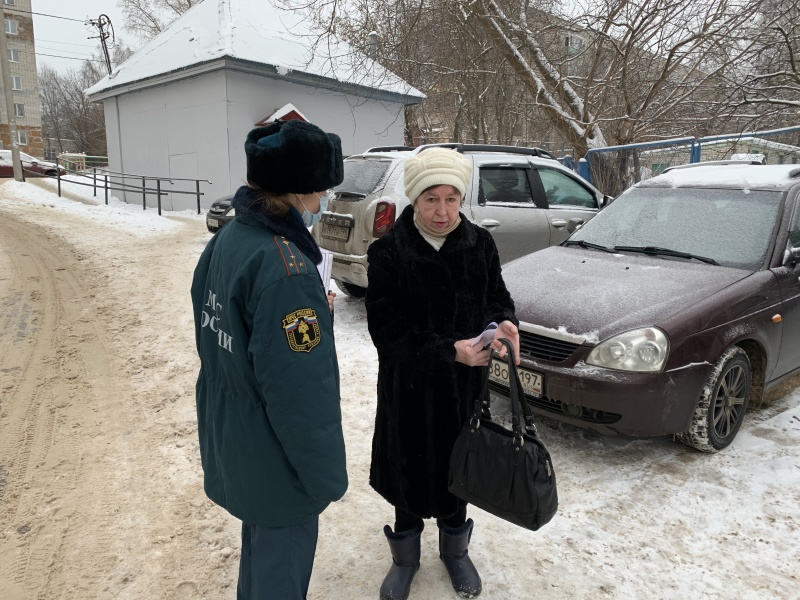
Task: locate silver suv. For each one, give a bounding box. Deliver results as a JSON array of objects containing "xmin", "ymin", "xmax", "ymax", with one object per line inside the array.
[{"xmin": 311, "ymin": 143, "xmax": 610, "ymax": 297}]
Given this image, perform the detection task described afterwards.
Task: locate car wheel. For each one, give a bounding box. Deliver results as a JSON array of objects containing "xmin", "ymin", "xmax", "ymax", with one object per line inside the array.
[
  {"xmin": 45, "ymin": 170, "xmax": 57, "ymax": 176},
  {"xmin": 677, "ymin": 346, "xmax": 750, "ymax": 452},
  {"xmin": 334, "ymin": 279, "xmax": 366, "ymax": 299}
]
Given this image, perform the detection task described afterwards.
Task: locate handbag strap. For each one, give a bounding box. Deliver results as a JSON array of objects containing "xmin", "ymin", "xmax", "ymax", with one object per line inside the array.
[
  {"xmin": 471, "ymin": 338, "xmax": 538, "ymax": 443},
  {"xmin": 496, "ymin": 338, "xmax": 537, "ymax": 439}
]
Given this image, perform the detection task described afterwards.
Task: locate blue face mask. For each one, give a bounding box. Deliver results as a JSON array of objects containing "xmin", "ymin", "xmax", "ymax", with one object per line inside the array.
[{"xmin": 300, "ymin": 191, "xmax": 332, "ymax": 227}]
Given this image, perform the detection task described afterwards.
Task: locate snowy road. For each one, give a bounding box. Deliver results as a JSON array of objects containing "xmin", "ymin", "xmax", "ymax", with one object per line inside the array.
[{"xmin": 0, "ymin": 178, "xmax": 798, "ymax": 600}]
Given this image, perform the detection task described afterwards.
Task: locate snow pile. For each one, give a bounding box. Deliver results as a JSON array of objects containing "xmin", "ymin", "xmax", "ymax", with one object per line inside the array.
[{"xmin": 0, "ymin": 178, "xmax": 199, "ymax": 236}]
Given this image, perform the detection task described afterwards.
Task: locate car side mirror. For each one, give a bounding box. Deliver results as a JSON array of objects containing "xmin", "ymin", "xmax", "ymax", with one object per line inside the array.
[
  {"xmin": 599, "ymin": 195, "xmax": 613, "ymax": 208},
  {"xmin": 790, "ymin": 246, "xmax": 800, "ymax": 264},
  {"xmin": 567, "ymin": 217, "xmax": 584, "ymax": 233}
]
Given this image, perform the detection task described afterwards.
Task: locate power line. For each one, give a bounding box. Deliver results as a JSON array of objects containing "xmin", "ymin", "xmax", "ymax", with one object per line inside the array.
[
  {"xmin": 35, "ymin": 52, "xmax": 105, "ymax": 64},
  {"xmin": 37, "ymin": 37, "xmax": 98, "ymax": 48},
  {"xmin": 3, "ymin": 7, "xmax": 87, "ymax": 23},
  {"xmin": 17, "ymin": 46, "xmax": 98, "ymax": 61},
  {"xmin": 36, "ymin": 45, "xmax": 96, "ymax": 57}
]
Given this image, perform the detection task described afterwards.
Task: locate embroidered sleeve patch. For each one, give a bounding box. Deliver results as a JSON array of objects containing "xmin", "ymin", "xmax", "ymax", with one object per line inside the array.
[{"xmin": 282, "ymin": 308, "xmax": 321, "ymax": 352}]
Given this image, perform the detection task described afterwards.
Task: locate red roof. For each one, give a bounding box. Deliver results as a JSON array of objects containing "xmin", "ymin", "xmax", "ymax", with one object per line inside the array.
[{"xmin": 255, "ymin": 104, "xmax": 308, "ymax": 126}]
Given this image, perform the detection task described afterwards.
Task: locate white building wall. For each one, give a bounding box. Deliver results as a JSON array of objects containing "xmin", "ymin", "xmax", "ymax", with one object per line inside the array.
[
  {"xmin": 104, "ymin": 71, "xmax": 230, "ymax": 211},
  {"xmin": 225, "ymin": 71, "xmax": 407, "ymax": 189},
  {"xmin": 103, "ymin": 69, "xmax": 409, "ymax": 211},
  {"xmin": 103, "ymin": 98, "xmax": 123, "ymax": 185}
]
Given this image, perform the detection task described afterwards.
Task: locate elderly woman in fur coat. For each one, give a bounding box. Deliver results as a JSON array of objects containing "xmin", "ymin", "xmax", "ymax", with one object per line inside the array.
[{"xmin": 365, "ymin": 147, "xmax": 520, "ymax": 600}]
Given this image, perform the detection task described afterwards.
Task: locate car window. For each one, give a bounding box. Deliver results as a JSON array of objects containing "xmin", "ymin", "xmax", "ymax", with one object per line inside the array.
[
  {"xmin": 537, "ymin": 168, "xmax": 597, "ymax": 208},
  {"xmin": 789, "ymin": 199, "xmax": 800, "ymax": 247},
  {"xmin": 570, "ymin": 187, "xmax": 783, "ymax": 270},
  {"xmin": 479, "ymin": 168, "xmax": 533, "ymax": 204},
  {"xmin": 335, "ymin": 158, "xmax": 392, "ymax": 197}
]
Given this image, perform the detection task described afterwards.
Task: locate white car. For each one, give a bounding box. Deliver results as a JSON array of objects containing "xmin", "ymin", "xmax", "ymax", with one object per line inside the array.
[{"xmin": 311, "ymin": 143, "xmax": 611, "ymax": 297}]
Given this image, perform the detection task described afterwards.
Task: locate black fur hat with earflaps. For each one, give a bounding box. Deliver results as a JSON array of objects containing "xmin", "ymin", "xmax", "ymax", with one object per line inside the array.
[{"xmin": 245, "ymin": 120, "xmax": 344, "ymax": 194}]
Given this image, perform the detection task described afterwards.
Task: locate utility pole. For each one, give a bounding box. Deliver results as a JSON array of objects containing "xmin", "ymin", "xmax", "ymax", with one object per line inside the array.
[
  {"xmin": 0, "ymin": 12, "xmax": 23, "ymax": 181},
  {"xmin": 89, "ymin": 15, "xmax": 114, "ymax": 75}
]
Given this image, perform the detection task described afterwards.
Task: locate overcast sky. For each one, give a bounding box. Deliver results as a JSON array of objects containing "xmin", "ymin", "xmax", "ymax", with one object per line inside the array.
[{"xmin": 31, "ymin": 1, "xmax": 141, "ymax": 74}]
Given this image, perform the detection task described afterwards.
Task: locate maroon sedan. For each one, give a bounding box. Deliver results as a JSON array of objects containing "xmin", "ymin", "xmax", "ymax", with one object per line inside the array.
[
  {"xmin": 0, "ymin": 150, "xmax": 66, "ymax": 177},
  {"xmin": 493, "ymin": 163, "xmax": 800, "ymax": 451}
]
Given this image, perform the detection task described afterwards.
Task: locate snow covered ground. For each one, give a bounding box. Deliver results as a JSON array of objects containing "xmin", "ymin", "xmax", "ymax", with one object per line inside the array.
[{"xmin": 0, "ymin": 177, "xmax": 798, "ymax": 600}]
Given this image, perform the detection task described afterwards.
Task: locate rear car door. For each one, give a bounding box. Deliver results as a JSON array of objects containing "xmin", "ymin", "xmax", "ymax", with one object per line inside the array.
[
  {"xmin": 530, "ymin": 166, "xmax": 600, "ymax": 245},
  {"xmin": 468, "ymin": 164, "xmax": 551, "ymax": 263}
]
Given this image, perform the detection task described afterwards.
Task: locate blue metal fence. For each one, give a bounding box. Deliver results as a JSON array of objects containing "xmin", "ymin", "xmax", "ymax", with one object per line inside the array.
[{"xmin": 580, "ymin": 125, "xmax": 800, "ymax": 196}]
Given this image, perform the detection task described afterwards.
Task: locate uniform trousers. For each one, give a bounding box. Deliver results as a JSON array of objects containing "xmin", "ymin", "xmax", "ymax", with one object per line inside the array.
[{"xmin": 237, "ymin": 516, "xmax": 319, "ymax": 600}]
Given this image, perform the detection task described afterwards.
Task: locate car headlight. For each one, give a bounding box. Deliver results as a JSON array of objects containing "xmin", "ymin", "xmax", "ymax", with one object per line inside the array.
[
  {"xmin": 226, "ymin": 207, "xmax": 236, "ymax": 216},
  {"xmin": 585, "ymin": 328, "xmax": 669, "ymax": 372}
]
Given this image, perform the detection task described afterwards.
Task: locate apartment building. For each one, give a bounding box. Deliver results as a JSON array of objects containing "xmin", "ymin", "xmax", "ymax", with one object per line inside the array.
[{"xmin": 2, "ymin": 0, "xmax": 42, "ymax": 156}]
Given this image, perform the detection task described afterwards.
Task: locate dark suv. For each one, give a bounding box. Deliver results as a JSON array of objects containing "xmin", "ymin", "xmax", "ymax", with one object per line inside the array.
[{"xmin": 310, "ymin": 143, "xmax": 610, "ymax": 297}]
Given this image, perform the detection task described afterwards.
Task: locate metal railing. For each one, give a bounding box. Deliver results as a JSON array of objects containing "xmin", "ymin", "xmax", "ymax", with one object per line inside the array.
[
  {"xmin": 51, "ymin": 161, "xmax": 211, "ymax": 216},
  {"xmin": 57, "ymin": 153, "xmax": 109, "ymax": 172}
]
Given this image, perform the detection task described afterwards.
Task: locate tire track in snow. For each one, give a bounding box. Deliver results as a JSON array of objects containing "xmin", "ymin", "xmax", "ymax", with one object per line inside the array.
[{"xmin": 0, "ymin": 212, "xmax": 133, "ymax": 598}]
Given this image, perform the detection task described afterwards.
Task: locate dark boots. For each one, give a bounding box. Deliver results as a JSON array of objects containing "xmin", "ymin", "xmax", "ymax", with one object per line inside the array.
[
  {"xmin": 380, "ymin": 519, "xmax": 482, "ymax": 599},
  {"xmin": 438, "ymin": 518, "xmax": 482, "ymax": 598},
  {"xmin": 380, "ymin": 523, "xmax": 424, "ymax": 600}
]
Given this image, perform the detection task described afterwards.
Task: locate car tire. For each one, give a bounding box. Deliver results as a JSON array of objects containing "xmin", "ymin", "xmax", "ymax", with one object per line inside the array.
[
  {"xmin": 334, "ymin": 279, "xmax": 367, "ymax": 299},
  {"xmin": 45, "ymin": 170, "xmax": 57, "ymax": 176},
  {"xmin": 677, "ymin": 346, "xmax": 750, "ymax": 452}
]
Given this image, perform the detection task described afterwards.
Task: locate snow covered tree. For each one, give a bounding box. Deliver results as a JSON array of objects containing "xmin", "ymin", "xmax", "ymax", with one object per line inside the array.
[
  {"xmin": 733, "ymin": 0, "xmax": 800, "ymax": 112},
  {"xmin": 118, "ymin": 0, "xmax": 202, "ymax": 39},
  {"xmin": 285, "ymin": 0, "xmax": 796, "ymax": 156},
  {"xmin": 40, "ymin": 46, "xmax": 133, "ymax": 157},
  {"xmin": 115, "ymin": 0, "xmax": 796, "ymax": 155}
]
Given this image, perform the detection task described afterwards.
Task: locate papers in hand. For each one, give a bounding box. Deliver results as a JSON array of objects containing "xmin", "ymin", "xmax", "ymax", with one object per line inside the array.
[
  {"xmin": 471, "ymin": 322, "xmax": 498, "ymax": 348},
  {"xmin": 317, "ymin": 248, "xmax": 333, "ymax": 292}
]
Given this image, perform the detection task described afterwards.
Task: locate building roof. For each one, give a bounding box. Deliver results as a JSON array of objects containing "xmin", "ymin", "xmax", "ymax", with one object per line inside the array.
[{"xmin": 85, "ymin": 0, "xmax": 424, "ymax": 101}]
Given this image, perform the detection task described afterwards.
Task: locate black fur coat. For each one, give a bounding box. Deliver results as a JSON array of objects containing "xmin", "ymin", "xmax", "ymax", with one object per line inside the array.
[{"xmin": 365, "ymin": 205, "xmax": 517, "ymax": 519}]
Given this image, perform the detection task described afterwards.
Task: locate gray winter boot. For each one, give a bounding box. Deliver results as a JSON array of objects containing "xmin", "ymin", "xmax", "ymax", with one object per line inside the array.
[
  {"xmin": 380, "ymin": 523, "xmax": 424, "ymax": 600},
  {"xmin": 438, "ymin": 518, "xmax": 482, "ymax": 598}
]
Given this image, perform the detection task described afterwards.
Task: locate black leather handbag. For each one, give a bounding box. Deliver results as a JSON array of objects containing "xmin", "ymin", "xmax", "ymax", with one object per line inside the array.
[{"xmin": 448, "ymin": 338, "xmax": 558, "ymax": 531}]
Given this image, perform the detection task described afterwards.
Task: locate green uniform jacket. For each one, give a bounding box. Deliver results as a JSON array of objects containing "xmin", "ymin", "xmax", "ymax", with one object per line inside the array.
[{"xmin": 191, "ymin": 187, "xmax": 347, "ymax": 526}]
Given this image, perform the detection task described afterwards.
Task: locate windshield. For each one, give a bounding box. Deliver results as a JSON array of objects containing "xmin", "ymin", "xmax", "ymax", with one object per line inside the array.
[
  {"xmin": 1, "ymin": 151, "xmax": 36, "ymax": 162},
  {"xmin": 569, "ymin": 187, "xmax": 783, "ymax": 270},
  {"xmin": 334, "ymin": 158, "xmax": 392, "ymax": 198}
]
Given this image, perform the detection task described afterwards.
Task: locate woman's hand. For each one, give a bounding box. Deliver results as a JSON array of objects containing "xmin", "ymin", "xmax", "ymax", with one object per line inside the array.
[
  {"xmin": 327, "ymin": 291, "xmax": 336, "ymax": 313},
  {"xmin": 454, "ymin": 339, "xmax": 492, "ymax": 366},
  {"xmin": 490, "ymin": 320, "xmax": 520, "ymax": 365}
]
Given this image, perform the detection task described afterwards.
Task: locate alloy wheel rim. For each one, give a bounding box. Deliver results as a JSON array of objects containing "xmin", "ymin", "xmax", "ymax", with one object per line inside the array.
[{"xmin": 712, "ymin": 364, "xmax": 746, "ymax": 439}]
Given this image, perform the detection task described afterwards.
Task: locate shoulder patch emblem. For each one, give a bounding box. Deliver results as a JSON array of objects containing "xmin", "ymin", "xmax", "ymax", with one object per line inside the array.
[{"xmin": 282, "ymin": 308, "xmax": 321, "ymax": 352}]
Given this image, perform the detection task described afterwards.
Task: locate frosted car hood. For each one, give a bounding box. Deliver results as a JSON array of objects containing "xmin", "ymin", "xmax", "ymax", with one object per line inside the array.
[{"xmin": 502, "ymin": 246, "xmax": 753, "ymax": 342}]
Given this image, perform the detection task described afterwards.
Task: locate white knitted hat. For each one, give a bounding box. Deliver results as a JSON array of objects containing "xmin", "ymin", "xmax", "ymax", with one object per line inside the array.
[{"xmin": 403, "ymin": 148, "xmax": 473, "ymax": 203}]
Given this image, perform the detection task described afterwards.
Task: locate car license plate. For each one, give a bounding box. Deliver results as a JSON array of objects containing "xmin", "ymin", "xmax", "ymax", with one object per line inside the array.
[
  {"xmin": 208, "ymin": 218, "xmax": 219, "ymax": 228},
  {"xmin": 488, "ymin": 358, "xmax": 543, "ymax": 398},
  {"xmin": 322, "ymin": 222, "xmax": 350, "ymax": 242}
]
